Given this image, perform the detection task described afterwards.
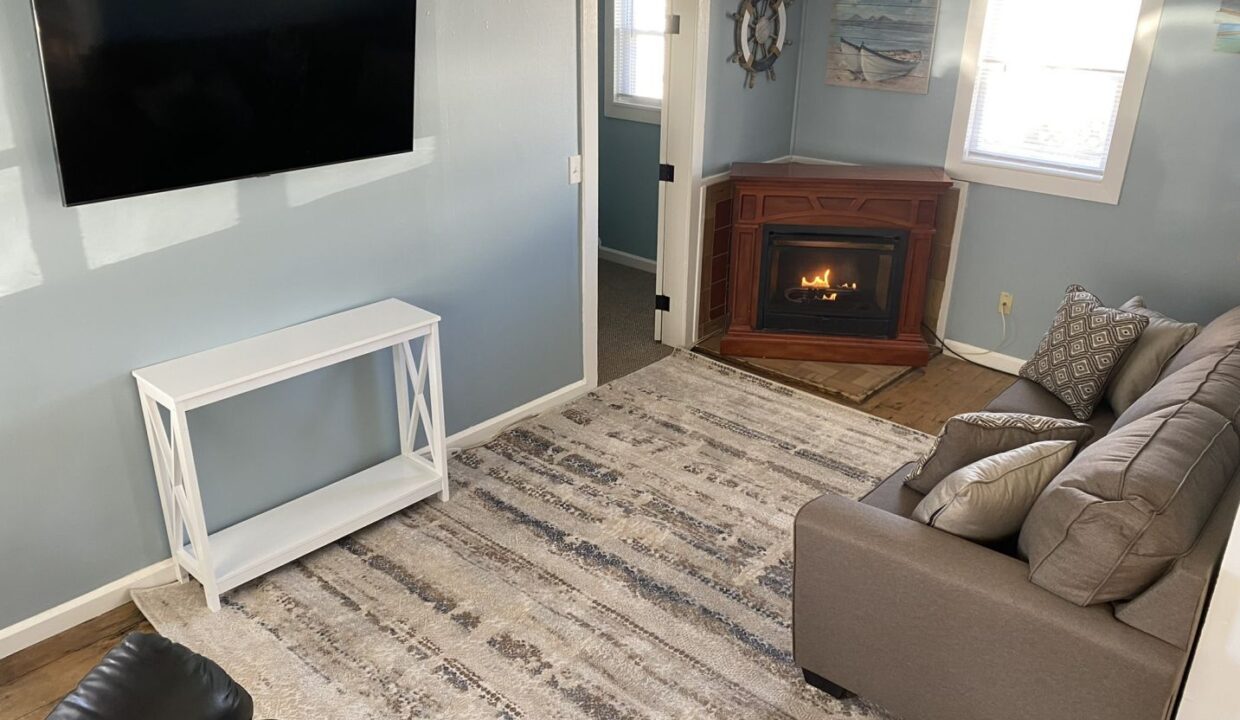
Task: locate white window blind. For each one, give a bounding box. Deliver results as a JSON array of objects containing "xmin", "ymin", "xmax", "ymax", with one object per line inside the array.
[
  {"xmin": 963, "ymin": 0, "xmax": 1145, "ymax": 179},
  {"xmin": 613, "ymin": 0, "xmax": 666, "ymax": 111}
]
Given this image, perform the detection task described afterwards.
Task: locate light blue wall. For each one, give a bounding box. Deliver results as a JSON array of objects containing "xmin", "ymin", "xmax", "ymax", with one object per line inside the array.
[
  {"xmin": 599, "ymin": 117, "xmax": 660, "ymax": 260},
  {"xmin": 0, "ymin": 0, "xmax": 583, "ymax": 628},
  {"xmin": 792, "ymin": 0, "xmax": 1240, "ymax": 357},
  {"xmin": 598, "ymin": 0, "xmax": 661, "ymax": 262},
  {"xmin": 703, "ymin": 0, "xmax": 804, "ymax": 175},
  {"xmin": 600, "ymin": 0, "xmax": 807, "ymax": 261}
]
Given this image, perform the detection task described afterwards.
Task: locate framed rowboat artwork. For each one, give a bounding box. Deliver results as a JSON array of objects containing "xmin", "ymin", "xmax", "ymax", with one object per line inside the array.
[
  {"xmin": 826, "ymin": 0, "xmax": 941, "ymax": 94},
  {"xmin": 1218, "ymin": 0, "xmax": 1240, "ymax": 24},
  {"xmin": 1215, "ymin": 0, "xmax": 1240, "ymax": 52},
  {"xmin": 1219, "ymin": 24, "xmax": 1240, "ymax": 53}
]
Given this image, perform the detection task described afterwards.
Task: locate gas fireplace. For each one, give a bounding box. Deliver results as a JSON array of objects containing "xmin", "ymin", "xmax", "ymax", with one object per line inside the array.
[
  {"xmin": 758, "ymin": 226, "xmax": 907, "ymax": 338},
  {"xmin": 721, "ymin": 162, "xmax": 953, "ymax": 366}
]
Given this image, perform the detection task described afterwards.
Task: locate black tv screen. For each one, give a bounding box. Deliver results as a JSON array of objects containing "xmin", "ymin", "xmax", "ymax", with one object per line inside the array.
[{"xmin": 32, "ymin": 0, "xmax": 416, "ymax": 206}]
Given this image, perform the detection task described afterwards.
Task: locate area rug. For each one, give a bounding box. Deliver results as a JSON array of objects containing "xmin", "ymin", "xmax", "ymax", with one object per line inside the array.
[
  {"xmin": 134, "ymin": 351, "xmax": 931, "ymax": 719},
  {"xmin": 694, "ymin": 333, "xmax": 917, "ymax": 405}
]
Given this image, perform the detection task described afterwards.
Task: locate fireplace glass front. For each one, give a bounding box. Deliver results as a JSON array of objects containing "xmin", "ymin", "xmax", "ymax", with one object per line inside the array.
[{"xmin": 757, "ymin": 225, "xmax": 908, "ymax": 338}]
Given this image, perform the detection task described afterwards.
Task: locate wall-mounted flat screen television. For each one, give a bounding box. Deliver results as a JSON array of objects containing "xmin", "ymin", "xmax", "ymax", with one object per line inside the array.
[{"xmin": 32, "ymin": 0, "xmax": 416, "ymax": 206}]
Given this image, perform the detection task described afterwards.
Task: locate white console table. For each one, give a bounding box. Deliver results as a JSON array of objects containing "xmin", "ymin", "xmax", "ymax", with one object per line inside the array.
[{"xmin": 133, "ymin": 299, "xmax": 448, "ymax": 611}]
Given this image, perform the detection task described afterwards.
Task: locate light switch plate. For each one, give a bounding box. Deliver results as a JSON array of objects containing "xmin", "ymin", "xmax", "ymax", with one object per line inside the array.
[{"xmin": 569, "ymin": 155, "xmax": 582, "ymax": 185}]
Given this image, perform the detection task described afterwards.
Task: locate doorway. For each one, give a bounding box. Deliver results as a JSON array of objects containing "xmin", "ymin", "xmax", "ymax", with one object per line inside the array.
[{"xmin": 597, "ymin": 0, "xmax": 703, "ymax": 384}]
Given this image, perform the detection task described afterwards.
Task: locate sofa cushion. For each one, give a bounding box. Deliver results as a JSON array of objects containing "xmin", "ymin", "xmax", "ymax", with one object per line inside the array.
[
  {"xmin": 1114, "ymin": 348, "xmax": 1240, "ymax": 431},
  {"xmin": 904, "ymin": 411, "xmax": 1093, "ymax": 494},
  {"xmin": 1019, "ymin": 401, "xmax": 1240, "ymax": 605},
  {"xmin": 913, "ymin": 440, "xmax": 1077, "ymax": 542},
  {"xmin": 985, "ymin": 378, "xmax": 1116, "ymax": 440},
  {"xmin": 1104, "ymin": 297, "xmax": 1199, "ymax": 415},
  {"xmin": 1159, "ymin": 305, "xmax": 1240, "ymax": 381},
  {"xmin": 862, "ymin": 462, "xmax": 926, "ymax": 518},
  {"xmin": 1018, "ymin": 285, "xmax": 1149, "ymax": 420}
]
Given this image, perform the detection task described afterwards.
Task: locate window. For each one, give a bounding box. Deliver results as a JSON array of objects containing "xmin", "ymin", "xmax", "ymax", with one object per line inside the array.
[
  {"xmin": 604, "ymin": 0, "xmax": 666, "ymax": 124},
  {"xmin": 945, "ymin": 0, "xmax": 1165, "ymax": 204}
]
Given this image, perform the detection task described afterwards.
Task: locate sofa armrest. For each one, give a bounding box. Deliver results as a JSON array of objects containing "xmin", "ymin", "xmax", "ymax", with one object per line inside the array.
[
  {"xmin": 1115, "ymin": 473, "xmax": 1240, "ymax": 649},
  {"xmin": 793, "ymin": 494, "xmax": 1184, "ymax": 720}
]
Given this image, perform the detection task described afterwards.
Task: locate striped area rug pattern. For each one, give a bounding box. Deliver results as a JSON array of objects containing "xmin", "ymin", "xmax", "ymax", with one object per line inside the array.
[{"xmin": 136, "ymin": 351, "xmax": 930, "ymax": 719}]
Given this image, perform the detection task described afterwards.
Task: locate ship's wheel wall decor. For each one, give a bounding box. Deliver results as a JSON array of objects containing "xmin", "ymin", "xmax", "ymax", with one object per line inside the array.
[{"xmin": 728, "ymin": 0, "xmax": 793, "ymax": 88}]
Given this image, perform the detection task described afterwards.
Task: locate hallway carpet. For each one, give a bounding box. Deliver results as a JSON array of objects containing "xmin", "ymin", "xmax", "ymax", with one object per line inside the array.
[
  {"xmin": 136, "ymin": 352, "xmax": 930, "ymax": 719},
  {"xmin": 598, "ymin": 259, "xmax": 672, "ymax": 384}
]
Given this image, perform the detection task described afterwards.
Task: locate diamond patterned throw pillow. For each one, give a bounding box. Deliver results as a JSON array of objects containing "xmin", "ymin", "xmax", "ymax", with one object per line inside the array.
[{"xmin": 1019, "ymin": 285, "xmax": 1149, "ymax": 420}]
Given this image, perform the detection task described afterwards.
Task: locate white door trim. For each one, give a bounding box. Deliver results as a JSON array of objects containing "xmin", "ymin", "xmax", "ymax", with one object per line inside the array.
[
  {"xmin": 655, "ymin": 0, "xmax": 709, "ymax": 348},
  {"xmin": 580, "ymin": 0, "xmax": 600, "ymax": 389}
]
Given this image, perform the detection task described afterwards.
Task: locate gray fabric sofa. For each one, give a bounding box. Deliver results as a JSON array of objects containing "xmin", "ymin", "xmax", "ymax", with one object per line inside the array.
[{"xmin": 793, "ymin": 308, "xmax": 1240, "ymax": 720}]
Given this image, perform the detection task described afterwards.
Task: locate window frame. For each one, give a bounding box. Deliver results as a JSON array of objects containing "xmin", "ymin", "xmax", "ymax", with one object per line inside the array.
[
  {"xmin": 944, "ymin": 0, "xmax": 1166, "ymax": 205},
  {"xmin": 603, "ymin": 0, "xmax": 663, "ymax": 125}
]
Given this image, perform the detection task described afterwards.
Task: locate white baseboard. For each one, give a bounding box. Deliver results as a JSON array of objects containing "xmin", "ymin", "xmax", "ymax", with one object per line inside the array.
[
  {"xmin": 598, "ymin": 245, "xmax": 656, "ymax": 273},
  {"xmin": 0, "ymin": 559, "xmax": 178, "ymax": 659},
  {"xmin": 0, "ymin": 379, "xmax": 590, "ymax": 661},
  {"xmin": 942, "ymin": 339, "xmax": 1025, "ymax": 376},
  {"xmin": 442, "ymin": 379, "xmax": 589, "ymax": 449}
]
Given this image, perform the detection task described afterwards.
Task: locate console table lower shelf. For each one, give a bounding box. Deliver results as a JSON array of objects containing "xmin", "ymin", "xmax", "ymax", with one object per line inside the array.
[
  {"xmin": 185, "ymin": 454, "xmax": 443, "ymax": 597},
  {"xmin": 133, "ymin": 299, "xmax": 449, "ymax": 611}
]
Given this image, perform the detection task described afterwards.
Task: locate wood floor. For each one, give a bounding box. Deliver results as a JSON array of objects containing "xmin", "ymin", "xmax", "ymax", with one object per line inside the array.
[
  {"xmin": 0, "ymin": 354, "xmax": 1011, "ymax": 719},
  {"xmin": 850, "ymin": 354, "xmax": 1015, "ymax": 435},
  {"xmin": 0, "ymin": 604, "xmax": 153, "ymax": 720}
]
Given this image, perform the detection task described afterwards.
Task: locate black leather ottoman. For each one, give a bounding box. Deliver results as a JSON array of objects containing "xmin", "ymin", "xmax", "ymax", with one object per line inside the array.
[{"xmin": 48, "ymin": 633, "xmax": 253, "ymax": 720}]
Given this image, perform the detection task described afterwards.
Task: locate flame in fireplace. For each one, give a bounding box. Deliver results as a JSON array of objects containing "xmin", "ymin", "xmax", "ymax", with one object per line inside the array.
[
  {"xmin": 795, "ymin": 269, "xmax": 858, "ymax": 303},
  {"xmin": 802, "ymin": 269, "xmax": 832, "ymax": 289},
  {"xmin": 801, "ymin": 269, "xmax": 858, "ymax": 291}
]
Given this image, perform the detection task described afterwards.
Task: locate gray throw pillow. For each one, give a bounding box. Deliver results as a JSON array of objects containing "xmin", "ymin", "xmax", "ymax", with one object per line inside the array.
[
  {"xmin": 1104, "ymin": 297, "xmax": 1199, "ymax": 415},
  {"xmin": 1019, "ymin": 285, "xmax": 1149, "ymax": 420},
  {"xmin": 913, "ymin": 440, "xmax": 1077, "ymax": 542},
  {"xmin": 904, "ymin": 412, "xmax": 1093, "ymax": 495}
]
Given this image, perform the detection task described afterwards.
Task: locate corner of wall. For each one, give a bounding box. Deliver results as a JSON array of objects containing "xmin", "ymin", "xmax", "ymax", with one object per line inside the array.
[{"xmin": 786, "ymin": 0, "xmax": 813, "ymax": 156}]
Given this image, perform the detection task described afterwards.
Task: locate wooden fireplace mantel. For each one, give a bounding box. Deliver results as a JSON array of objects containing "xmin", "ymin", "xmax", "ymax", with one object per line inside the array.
[
  {"xmin": 721, "ymin": 163, "xmax": 953, "ymax": 367},
  {"xmin": 728, "ymin": 162, "xmax": 952, "ymax": 187}
]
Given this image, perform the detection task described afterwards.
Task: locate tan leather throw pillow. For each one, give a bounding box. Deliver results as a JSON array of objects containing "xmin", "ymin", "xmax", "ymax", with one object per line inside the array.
[
  {"xmin": 913, "ymin": 440, "xmax": 1077, "ymax": 542},
  {"xmin": 904, "ymin": 412, "xmax": 1093, "ymax": 495}
]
